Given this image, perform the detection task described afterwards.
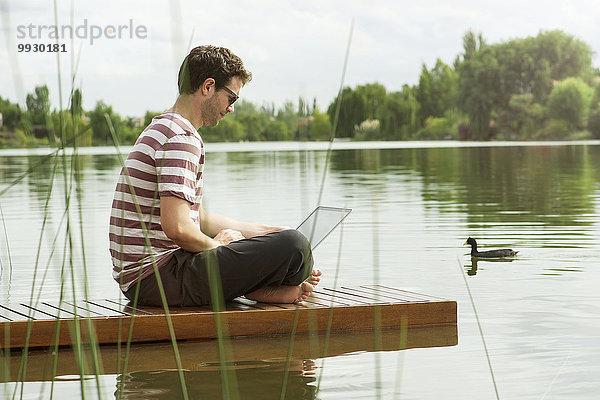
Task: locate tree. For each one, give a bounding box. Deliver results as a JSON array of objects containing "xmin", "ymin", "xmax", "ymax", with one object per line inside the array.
[
  {"xmin": 263, "ymin": 119, "xmax": 288, "ymax": 141},
  {"xmin": 355, "ymin": 83, "xmax": 387, "ymax": 120},
  {"xmin": 546, "ymin": 77, "xmax": 594, "ymax": 129},
  {"xmin": 234, "ymin": 113, "xmax": 263, "ymax": 141},
  {"xmin": 231, "ymin": 100, "xmax": 269, "ymax": 141},
  {"xmin": 535, "ymin": 30, "xmax": 594, "ymax": 81},
  {"xmin": 377, "ymin": 85, "xmax": 420, "ymax": 139},
  {"xmin": 492, "ymin": 30, "xmax": 593, "ymax": 106},
  {"xmin": 201, "ymin": 118, "xmax": 246, "ymax": 142},
  {"xmin": 456, "ymin": 29, "xmax": 595, "ymax": 140},
  {"xmin": 326, "ymin": 83, "xmax": 386, "ymax": 138},
  {"xmin": 50, "ymin": 110, "xmax": 92, "ymax": 147},
  {"xmin": 308, "ymin": 109, "xmax": 331, "ymax": 140},
  {"xmin": 88, "ymin": 101, "xmax": 123, "ymax": 144},
  {"xmin": 416, "ymin": 59, "xmax": 457, "ymax": 123},
  {"xmin": 588, "ymin": 107, "xmax": 600, "ymax": 139},
  {"xmin": 499, "ymin": 94, "xmax": 544, "ymax": 139},
  {"xmin": 0, "ymin": 97, "xmax": 22, "ymax": 131},
  {"xmin": 277, "ymin": 101, "xmax": 299, "ymax": 138},
  {"xmin": 70, "ymin": 88, "xmax": 83, "ymax": 117},
  {"xmin": 456, "ymin": 34, "xmax": 498, "ymax": 139},
  {"xmin": 26, "ymin": 85, "xmax": 51, "ymax": 125},
  {"xmin": 144, "ymin": 110, "xmax": 161, "ymax": 127},
  {"xmin": 327, "ymin": 87, "xmax": 366, "ymax": 138}
]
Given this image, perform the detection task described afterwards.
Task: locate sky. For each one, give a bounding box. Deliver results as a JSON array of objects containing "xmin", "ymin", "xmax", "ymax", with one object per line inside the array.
[{"xmin": 1, "ymin": 0, "xmax": 599, "ymax": 117}]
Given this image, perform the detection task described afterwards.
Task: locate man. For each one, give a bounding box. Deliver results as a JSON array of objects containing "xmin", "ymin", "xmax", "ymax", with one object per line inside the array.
[{"xmin": 109, "ymin": 45, "xmax": 320, "ymax": 307}]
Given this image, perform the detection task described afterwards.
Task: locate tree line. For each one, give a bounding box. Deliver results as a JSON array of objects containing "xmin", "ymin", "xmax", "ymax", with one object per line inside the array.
[
  {"xmin": 328, "ymin": 30, "xmax": 600, "ymax": 140},
  {"xmin": 1, "ymin": 29, "xmax": 599, "ymax": 148},
  {"xmin": 0, "ymin": 86, "xmax": 333, "ymax": 148}
]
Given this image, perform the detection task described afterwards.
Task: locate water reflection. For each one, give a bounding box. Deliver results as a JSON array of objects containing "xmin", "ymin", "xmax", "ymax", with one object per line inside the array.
[
  {"xmin": 1, "ymin": 327, "xmax": 457, "ymax": 399},
  {"xmin": 92, "ymin": 154, "xmax": 122, "ymax": 171},
  {"xmin": 116, "ymin": 361, "xmax": 317, "ymax": 400},
  {"xmin": 25, "ymin": 154, "xmax": 57, "ymax": 204},
  {"xmin": 330, "ymin": 145, "xmax": 600, "ymax": 228},
  {"xmin": 464, "ymin": 257, "xmax": 516, "ymax": 276}
]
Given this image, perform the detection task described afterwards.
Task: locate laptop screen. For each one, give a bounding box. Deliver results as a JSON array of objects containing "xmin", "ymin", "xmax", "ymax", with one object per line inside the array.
[{"xmin": 296, "ymin": 206, "xmax": 352, "ymax": 250}]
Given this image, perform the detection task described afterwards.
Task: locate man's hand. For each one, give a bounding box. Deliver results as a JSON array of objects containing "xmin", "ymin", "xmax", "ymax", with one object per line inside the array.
[{"xmin": 214, "ymin": 229, "xmax": 245, "ymax": 245}]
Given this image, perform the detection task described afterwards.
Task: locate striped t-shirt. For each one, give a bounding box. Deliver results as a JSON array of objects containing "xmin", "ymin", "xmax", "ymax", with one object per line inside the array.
[{"xmin": 109, "ymin": 112, "xmax": 205, "ymax": 292}]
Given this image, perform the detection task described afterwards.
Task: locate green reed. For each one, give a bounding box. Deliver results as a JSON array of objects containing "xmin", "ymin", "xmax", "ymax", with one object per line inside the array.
[{"xmin": 0, "ymin": 203, "xmax": 13, "ymax": 284}]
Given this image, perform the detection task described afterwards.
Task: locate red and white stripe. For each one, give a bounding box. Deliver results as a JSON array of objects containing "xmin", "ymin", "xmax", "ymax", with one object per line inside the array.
[{"xmin": 109, "ymin": 113, "xmax": 204, "ymax": 291}]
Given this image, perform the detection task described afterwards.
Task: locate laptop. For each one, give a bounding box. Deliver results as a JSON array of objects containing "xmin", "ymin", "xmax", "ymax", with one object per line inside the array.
[{"xmin": 296, "ymin": 206, "xmax": 352, "ymax": 250}]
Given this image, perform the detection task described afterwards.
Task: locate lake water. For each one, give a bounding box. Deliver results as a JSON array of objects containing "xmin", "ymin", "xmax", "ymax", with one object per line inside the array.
[{"xmin": 1, "ymin": 141, "xmax": 599, "ymax": 399}]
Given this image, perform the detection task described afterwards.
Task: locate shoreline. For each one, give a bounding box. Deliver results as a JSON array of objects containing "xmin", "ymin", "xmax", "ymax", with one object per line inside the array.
[{"xmin": 1, "ymin": 139, "xmax": 600, "ymax": 157}]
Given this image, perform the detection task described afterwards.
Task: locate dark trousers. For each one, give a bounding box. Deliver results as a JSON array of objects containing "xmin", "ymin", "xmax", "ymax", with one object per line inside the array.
[{"xmin": 123, "ymin": 229, "xmax": 313, "ymax": 307}]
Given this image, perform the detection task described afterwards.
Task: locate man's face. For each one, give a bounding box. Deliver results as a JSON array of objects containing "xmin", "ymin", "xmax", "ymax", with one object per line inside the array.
[{"xmin": 203, "ymin": 76, "xmax": 242, "ymax": 127}]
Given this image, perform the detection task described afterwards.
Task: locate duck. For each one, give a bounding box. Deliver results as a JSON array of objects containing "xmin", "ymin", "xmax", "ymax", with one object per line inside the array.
[{"xmin": 464, "ymin": 237, "xmax": 518, "ymax": 258}]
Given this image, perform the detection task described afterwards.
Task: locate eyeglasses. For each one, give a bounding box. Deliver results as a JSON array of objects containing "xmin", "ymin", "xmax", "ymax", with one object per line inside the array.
[{"xmin": 221, "ymin": 86, "xmax": 239, "ymax": 107}]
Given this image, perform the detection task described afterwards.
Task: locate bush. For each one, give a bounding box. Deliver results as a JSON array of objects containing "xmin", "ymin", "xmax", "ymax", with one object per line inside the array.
[
  {"xmin": 353, "ymin": 119, "xmax": 380, "ymax": 140},
  {"xmin": 546, "ymin": 77, "xmax": 594, "ymax": 129},
  {"xmin": 416, "ymin": 117, "xmax": 450, "ymax": 139},
  {"xmin": 588, "ymin": 107, "xmax": 600, "ymax": 139},
  {"xmin": 201, "ymin": 118, "xmax": 246, "ymax": 142},
  {"xmin": 263, "ymin": 119, "xmax": 288, "ymax": 141},
  {"xmin": 0, "ymin": 128, "xmax": 47, "ymax": 148},
  {"xmin": 309, "ymin": 110, "xmax": 332, "ymax": 140},
  {"xmin": 535, "ymin": 119, "xmax": 570, "ymax": 139}
]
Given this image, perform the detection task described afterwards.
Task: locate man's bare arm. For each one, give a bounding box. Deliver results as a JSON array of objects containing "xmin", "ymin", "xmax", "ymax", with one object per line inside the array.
[
  {"xmin": 199, "ymin": 205, "xmax": 288, "ymax": 239},
  {"xmin": 161, "ymin": 196, "xmax": 242, "ymax": 251}
]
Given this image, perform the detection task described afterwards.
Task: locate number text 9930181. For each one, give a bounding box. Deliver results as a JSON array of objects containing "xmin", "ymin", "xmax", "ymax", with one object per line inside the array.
[{"xmin": 17, "ymin": 43, "xmax": 67, "ymax": 53}]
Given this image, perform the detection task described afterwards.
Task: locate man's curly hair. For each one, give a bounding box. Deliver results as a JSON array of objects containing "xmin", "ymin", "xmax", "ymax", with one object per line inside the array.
[{"xmin": 177, "ymin": 45, "xmax": 252, "ymax": 94}]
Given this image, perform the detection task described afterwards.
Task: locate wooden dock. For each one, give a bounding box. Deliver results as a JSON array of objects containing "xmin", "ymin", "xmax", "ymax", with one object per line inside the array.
[{"xmin": 0, "ymin": 285, "xmax": 457, "ymax": 349}]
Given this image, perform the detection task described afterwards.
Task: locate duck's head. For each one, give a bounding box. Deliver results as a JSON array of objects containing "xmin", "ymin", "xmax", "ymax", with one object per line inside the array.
[{"xmin": 464, "ymin": 237, "xmax": 477, "ymax": 246}]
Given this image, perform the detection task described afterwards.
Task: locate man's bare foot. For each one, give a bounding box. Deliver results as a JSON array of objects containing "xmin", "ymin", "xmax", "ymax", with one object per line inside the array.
[
  {"xmin": 246, "ymin": 269, "xmax": 322, "ymax": 304},
  {"xmin": 305, "ymin": 269, "xmax": 322, "ymax": 287},
  {"xmin": 246, "ymin": 282, "xmax": 313, "ymax": 304}
]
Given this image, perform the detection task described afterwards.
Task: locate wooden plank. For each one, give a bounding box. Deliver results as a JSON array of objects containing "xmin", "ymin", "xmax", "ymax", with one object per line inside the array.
[
  {"xmin": 298, "ymin": 298, "xmax": 328, "ymax": 308},
  {"xmin": 235, "ymin": 294, "xmax": 347, "ymax": 309},
  {"xmin": 344, "ymin": 286, "xmax": 418, "ymax": 303},
  {"xmin": 313, "ymin": 289, "xmax": 380, "ymax": 306},
  {"xmin": 233, "ymin": 298, "xmax": 296, "ymax": 310},
  {"xmin": 320, "ymin": 287, "xmax": 391, "ymax": 305},
  {"xmin": 0, "ymin": 305, "xmax": 28, "ymax": 322},
  {"xmin": 230, "ymin": 301, "xmax": 290, "ymax": 311},
  {"xmin": 362, "ymin": 286, "xmax": 436, "ymax": 301},
  {"xmin": 44, "ymin": 301, "xmax": 105, "ymax": 318},
  {"xmin": 0, "ymin": 287, "xmax": 457, "ymax": 349},
  {"xmin": 19, "ymin": 303, "xmax": 67, "ymax": 319},
  {"xmin": 62, "ymin": 300, "xmax": 125, "ymax": 318},
  {"xmin": 105, "ymin": 298, "xmax": 219, "ymax": 315},
  {"xmin": 27, "ymin": 301, "xmax": 102, "ymax": 319},
  {"xmin": 366, "ymin": 284, "xmax": 449, "ymax": 301},
  {"xmin": 91, "ymin": 299, "xmax": 153, "ymax": 315},
  {"xmin": 0, "ymin": 304, "xmax": 41, "ymax": 320},
  {"xmin": 305, "ymin": 291, "xmax": 358, "ymax": 307}
]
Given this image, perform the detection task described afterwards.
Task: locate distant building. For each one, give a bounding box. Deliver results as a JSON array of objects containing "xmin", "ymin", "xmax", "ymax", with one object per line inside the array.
[{"xmin": 132, "ymin": 117, "xmax": 145, "ymax": 128}]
